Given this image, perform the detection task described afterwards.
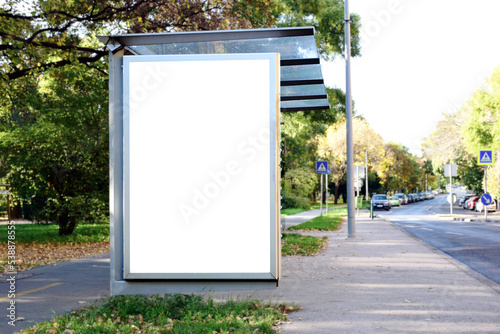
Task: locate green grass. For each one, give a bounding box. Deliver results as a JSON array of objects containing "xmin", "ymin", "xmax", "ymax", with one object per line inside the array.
[
  {"xmin": 287, "ymin": 208, "xmax": 347, "ymax": 232},
  {"xmin": 310, "ymin": 202, "xmax": 346, "ymax": 210},
  {"xmin": 281, "ymin": 233, "xmax": 328, "ymax": 256},
  {"xmin": 20, "ymin": 294, "xmax": 295, "ymax": 334},
  {"xmin": 0, "ymin": 223, "xmax": 109, "ymax": 244},
  {"xmin": 280, "ymin": 207, "xmax": 308, "ymax": 216}
]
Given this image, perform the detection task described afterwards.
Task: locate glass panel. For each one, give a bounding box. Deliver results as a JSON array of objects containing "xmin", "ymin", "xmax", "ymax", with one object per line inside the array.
[
  {"xmin": 127, "ymin": 35, "xmax": 319, "ymax": 60},
  {"xmin": 281, "ymin": 65, "xmax": 323, "ymax": 82},
  {"xmin": 281, "ymin": 84, "xmax": 327, "ymax": 97},
  {"xmin": 281, "ymin": 99, "xmax": 330, "ymax": 111}
]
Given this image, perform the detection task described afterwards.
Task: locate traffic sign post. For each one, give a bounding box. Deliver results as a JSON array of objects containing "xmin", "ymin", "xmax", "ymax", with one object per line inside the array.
[
  {"xmin": 478, "ymin": 150, "xmax": 495, "ymax": 219},
  {"xmin": 325, "ymin": 168, "xmax": 330, "ymax": 215},
  {"xmin": 444, "ymin": 164, "xmax": 457, "ymax": 215},
  {"xmin": 316, "ymin": 161, "xmax": 329, "ymax": 215}
]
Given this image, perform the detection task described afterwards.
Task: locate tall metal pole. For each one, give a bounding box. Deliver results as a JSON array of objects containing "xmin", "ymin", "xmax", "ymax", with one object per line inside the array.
[
  {"xmin": 449, "ymin": 168, "xmax": 453, "ymax": 215},
  {"xmin": 345, "ymin": 0, "xmax": 355, "ymax": 238},
  {"xmin": 320, "ymin": 173, "xmax": 323, "ymax": 216},
  {"xmin": 326, "ymin": 173, "xmax": 329, "ymax": 214},
  {"xmin": 365, "ymin": 147, "xmax": 374, "ymax": 200}
]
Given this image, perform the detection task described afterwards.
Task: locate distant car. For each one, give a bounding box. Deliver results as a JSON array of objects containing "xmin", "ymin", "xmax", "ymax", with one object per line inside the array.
[
  {"xmin": 407, "ymin": 194, "xmax": 415, "ymax": 203},
  {"xmin": 394, "ymin": 193, "xmax": 407, "ymax": 205},
  {"xmin": 466, "ymin": 196, "xmax": 480, "ymax": 211},
  {"xmin": 405, "ymin": 194, "xmax": 413, "ymax": 204},
  {"xmin": 389, "ymin": 196, "xmax": 401, "ymax": 207},
  {"xmin": 372, "ymin": 194, "xmax": 391, "ymax": 211},
  {"xmin": 475, "ymin": 199, "xmax": 497, "ymax": 213},
  {"xmin": 460, "ymin": 194, "xmax": 476, "ymax": 208}
]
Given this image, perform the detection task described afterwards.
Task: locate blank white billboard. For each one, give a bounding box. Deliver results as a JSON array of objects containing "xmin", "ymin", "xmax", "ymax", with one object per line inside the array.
[{"xmin": 122, "ymin": 53, "xmax": 280, "ymax": 280}]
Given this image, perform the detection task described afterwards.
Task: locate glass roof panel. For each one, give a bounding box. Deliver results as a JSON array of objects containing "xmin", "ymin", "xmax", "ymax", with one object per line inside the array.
[
  {"xmin": 100, "ymin": 27, "xmax": 330, "ymax": 112},
  {"xmin": 281, "ymin": 84, "xmax": 327, "ymax": 98},
  {"xmin": 281, "ymin": 99, "xmax": 330, "ymax": 111},
  {"xmin": 281, "ymin": 64, "xmax": 323, "ymax": 82},
  {"xmin": 127, "ymin": 35, "xmax": 318, "ymax": 60},
  {"xmin": 281, "ymin": 99, "xmax": 331, "ymax": 112}
]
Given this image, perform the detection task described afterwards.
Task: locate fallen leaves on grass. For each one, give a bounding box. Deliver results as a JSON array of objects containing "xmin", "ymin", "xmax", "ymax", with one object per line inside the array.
[{"xmin": 0, "ymin": 241, "xmax": 109, "ymax": 272}]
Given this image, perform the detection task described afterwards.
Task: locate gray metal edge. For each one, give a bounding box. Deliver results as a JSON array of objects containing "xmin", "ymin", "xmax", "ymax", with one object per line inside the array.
[
  {"xmin": 109, "ymin": 49, "xmax": 125, "ymax": 289},
  {"xmin": 111, "ymin": 280, "xmax": 278, "ymax": 295},
  {"xmin": 97, "ymin": 26, "xmax": 315, "ymax": 47},
  {"xmin": 120, "ymin": 53, "xmax": 280, "ymax": 283}
]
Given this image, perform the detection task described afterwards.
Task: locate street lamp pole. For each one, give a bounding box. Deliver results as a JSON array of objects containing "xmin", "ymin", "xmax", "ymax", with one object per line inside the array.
[
  {"xmin": 365, "ymin": 147, "xmax": 374, "ymax": 200},
  {"xmin": 345, "ymin": 0, "xmax": 355, "ymax": 238}
]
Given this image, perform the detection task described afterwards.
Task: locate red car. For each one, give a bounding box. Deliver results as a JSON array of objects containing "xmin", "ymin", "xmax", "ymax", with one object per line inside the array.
[{"xmin": 466, "ymin": 196, "xmax": 480, "ymax": 211}]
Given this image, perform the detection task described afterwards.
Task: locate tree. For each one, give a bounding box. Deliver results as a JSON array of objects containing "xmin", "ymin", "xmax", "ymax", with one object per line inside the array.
[
  {"xmin": 278, "ymin": 0, "xmax": 361, "ymax": 59},
  {"xmin": 461, "ymin": 65, "xmax": 500, "ymax": 153},
  {"xmin": 317, "ymin": 118, "xmax": 384, "ymax": 203},
  {"xmin": 0, "ymin": 0, "xmax": 280, "ymax": 81},
  {"xmin": 377, "ymin": 143, "xmax": 421, "ymax": 193},
  {"xmin": 0, "ymin": 63, "xmax": 109, "ymax": 235}
]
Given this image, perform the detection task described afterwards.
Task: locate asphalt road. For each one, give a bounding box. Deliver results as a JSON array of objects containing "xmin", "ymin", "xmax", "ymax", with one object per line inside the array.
[
  {"xmin": 378, "ymin": 193, "xmax": 500, "ymax": 286},
  {"xmin": 0, "ymin": 252, "xmax": 109, "ymax": 334}
]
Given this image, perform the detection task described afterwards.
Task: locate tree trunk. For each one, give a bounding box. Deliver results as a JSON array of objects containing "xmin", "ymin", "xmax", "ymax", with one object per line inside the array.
[
  {"xmin": 334, "ymin": 183, "xmax": 340, "ymax": 204},
  {"xmin": 58, "ymin": 211, "xmax": 77, "ymax": 236}
]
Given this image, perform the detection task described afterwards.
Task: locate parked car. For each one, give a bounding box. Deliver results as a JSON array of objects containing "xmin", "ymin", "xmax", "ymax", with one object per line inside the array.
[
  {"xmin": 466, "ymin": 196, "xmax": 480, "ymax": 211},
  {"xmin": 372, "ymin": 194, "xmax": 391, "ymax": 211},
  {"xmin": 460, "ymin": 194, "xmax": 476, "ymax": 208},
  {"xmin": 389, "ymin": 196, "xmax": 401, "ymax": 207},
  {"xmin": 408, "ymin": 194, "xmax": 417, "ymax": 203},
  {"xmin": 475, "ymin": 199, "xmax": 497, "ymax": 213},
  {"xmin": 406, "ymin": 194, "xmax": 414, "ymax": 203},
  {"xmin": 394, "ymin": 193, "xmax": 407, "ymax": 205}
]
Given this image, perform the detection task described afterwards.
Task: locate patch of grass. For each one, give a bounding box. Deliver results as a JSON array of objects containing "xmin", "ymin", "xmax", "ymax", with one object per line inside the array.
[
  {"xmin": 281, "ymin": 233, "xmax": 328, "ymax": 256},
  {"xmin": 310, "ymin": 202, "xmax": 346, "ymax": 210},
  {"xmin": 20, "ymin": 294, "xmax": 297, "ymax": 334},
  {"xmin": 0, "ymin": 223, "xmax": 109, "ymax": 244},
  {"xmin": 287, "ymin": 208, "xmax": 346, "ymax": 232},
  {"xmin": 281, "ymin": 207, "xmax": 308, "ymax": 216}
]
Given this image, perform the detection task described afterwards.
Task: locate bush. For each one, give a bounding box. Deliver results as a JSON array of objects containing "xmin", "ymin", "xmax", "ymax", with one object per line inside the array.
[
  {"xmin": 282, "ymin": 195, "xmax": 311, "ymax": 210},
  {"xmin": 283, "ymin": 167, "xmax": 317, "ymax": 198}
]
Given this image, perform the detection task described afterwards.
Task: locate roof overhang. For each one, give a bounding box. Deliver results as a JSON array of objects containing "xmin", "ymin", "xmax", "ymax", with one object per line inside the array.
[{"xmin": 98, "ymin": 27, "xmax": 330, "ymax": 112}]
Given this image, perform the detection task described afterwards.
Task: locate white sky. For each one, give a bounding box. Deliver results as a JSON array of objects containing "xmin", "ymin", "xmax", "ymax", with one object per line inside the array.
[{"xmin": 322, "ymin": 0, "xmax": 500, "ymax": 155}]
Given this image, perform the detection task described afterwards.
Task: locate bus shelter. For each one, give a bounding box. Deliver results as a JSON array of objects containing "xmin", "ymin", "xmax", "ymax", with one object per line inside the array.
[{"xmin": 98, "ymin": 27, "xmax": 330, "ymax": 295}]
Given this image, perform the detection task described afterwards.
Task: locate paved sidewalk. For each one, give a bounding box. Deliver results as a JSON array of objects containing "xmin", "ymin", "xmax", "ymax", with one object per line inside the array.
[{"xmin": 212, "ymin": 212, "xmax": 500, "ymax": 333}]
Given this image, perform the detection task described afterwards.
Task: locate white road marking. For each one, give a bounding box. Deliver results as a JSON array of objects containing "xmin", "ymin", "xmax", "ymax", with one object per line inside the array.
[{"xmin": 446, "ymin": 232, "xmax": 463, "ymax": 236}]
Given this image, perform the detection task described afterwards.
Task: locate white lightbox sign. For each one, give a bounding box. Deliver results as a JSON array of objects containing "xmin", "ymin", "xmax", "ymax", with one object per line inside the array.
[{"xmin": 122, "ymin": 53, "xmax": 280, "ymax": 280}]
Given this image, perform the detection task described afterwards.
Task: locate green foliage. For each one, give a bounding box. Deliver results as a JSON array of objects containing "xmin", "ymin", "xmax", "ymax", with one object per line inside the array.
[
  {"xmin": 0, "ymin": 223, "xmax": 109, "ymax": 244},
  {"xmin": 277, "ymin": 0, "xmax": 361, "ymax": 60},
  {"xmin": 461, "ymin": 65, "xmax": 500, "ymax": 153},
  {"xmin": 0, "ymin": 63, "xmax": 109, "ymax": 234},
  {"xmin": 21, "ymin": 294, "xmax": 292, "ymax": 334},
  {"xmin": 283, "ymin": 167, "xmax": 317, "ymax": 198},
  {"xmin": 281, "ymin": 195, "xmax": 312, "ymax": 210},
  {"xmin": 281, "ymin": 207, "xmax": 307, "ymax": 216},
  {"xmin": 458, "ymin": 157, "xmax": 484, "ymax": 194},
  {"xmin": 281, "ymin": 233, "xmax": 328, "ymax": 256}
]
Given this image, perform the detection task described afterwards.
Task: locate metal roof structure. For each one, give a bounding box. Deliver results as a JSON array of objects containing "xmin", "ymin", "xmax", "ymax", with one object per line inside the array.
[{"xmin": 98, "ymin": 27, "xmax": 330, "ymax": 112}]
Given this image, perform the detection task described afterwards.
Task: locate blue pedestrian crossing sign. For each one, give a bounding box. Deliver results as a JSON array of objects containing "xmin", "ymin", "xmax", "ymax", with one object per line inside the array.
[
  {"xmin": 478, "ymin": 149, "xmax": 494, "ymax": 165},
  {"xmin": 481, "ymin": 193, "xmax": 493, "ymax": 206},
  {"xmin": 316, "ymin": 161, "xmax": 328, "ymax": 174}
]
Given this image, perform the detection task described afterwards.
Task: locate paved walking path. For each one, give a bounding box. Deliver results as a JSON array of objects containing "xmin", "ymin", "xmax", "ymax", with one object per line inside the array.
[{"xmin": 213, "ymin": 210, "xmax": 500, "ymax": 333}]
